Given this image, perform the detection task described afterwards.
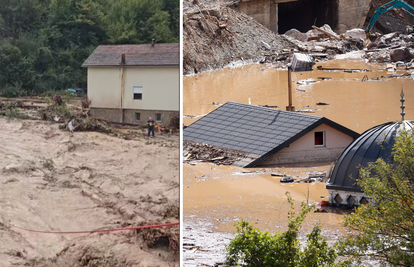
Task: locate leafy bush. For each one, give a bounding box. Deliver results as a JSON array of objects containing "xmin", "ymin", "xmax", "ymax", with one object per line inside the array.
[
  {"xmin": 0, "ymin": 83, "xmax": 26, "ymax": 98},
  {"xmin": 226, "ymin": 192, "xmax": 346, "ymax": 267},
  {"xmin": 1, "ymin": 107, "xmax": 30, "ymax": 119}
]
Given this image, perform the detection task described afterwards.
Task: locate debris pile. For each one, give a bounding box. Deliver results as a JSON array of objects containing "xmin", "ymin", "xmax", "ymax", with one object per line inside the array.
[
  {"xmin": 136, "ymin": 222, "xmax": 179, "ymax": 254},
  {"xmin": 295, "ymin": 171, "xmax": 329, "ymax": 183},
  {"xmin": 183, "ymin": 2, "xmax": 295, "ymax": 74},
  {"xmin": 184, "ymin": 141, "xmax": 248, "ymax": 165},
  {"xmin": 184, "ymin": 0, "xmax": 414, "ymax": 75},
  {"xmin": 363, "ymin": 32, "xmax": 414, "ymax": 65}
]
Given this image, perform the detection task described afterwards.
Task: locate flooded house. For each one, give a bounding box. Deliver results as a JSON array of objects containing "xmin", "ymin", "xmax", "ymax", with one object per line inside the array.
[
  {"xmin": 326, "ymin": 92, "xmax": 413, "ymax": 207},
  {"xmin": 184, "ymin": 101, "xmax": 360, "ymax": 167},
  {"xmin": 82, "ymin": 42, "xmax": 179, "ymax": 126}
]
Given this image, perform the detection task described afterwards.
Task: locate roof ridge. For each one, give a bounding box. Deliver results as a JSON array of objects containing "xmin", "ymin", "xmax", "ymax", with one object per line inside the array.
[{"xmin": 225, "ymin": 101, "xmax": 323, "ymax": 119}]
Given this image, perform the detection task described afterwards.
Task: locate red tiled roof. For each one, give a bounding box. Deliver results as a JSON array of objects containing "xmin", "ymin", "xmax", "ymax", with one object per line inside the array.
[{"xmin": 82, "ymin": 43, "xmax": 179, "ymax": 67}]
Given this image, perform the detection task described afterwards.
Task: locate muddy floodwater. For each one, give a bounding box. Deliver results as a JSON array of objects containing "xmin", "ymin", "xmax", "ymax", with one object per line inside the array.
[
  {"xmin": 184, "ymin": 163, "xmax": 351, "ymax": 233},
  {"xmin": 183, "ymin": 52, "xmax": 414, "ymax": 265},
  {"xmin": 184, "ymin": 51, "xmax": 414, "ymax": 134}
]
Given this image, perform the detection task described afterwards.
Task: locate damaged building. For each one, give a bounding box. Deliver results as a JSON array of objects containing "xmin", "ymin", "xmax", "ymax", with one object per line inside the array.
[
  {"xmin": 184, "ymin": 101, "xmax": 360, "ymax": 167},
  {"xmin": 231, "ymin": 0, "xmax": 371, "ymax": 34}
]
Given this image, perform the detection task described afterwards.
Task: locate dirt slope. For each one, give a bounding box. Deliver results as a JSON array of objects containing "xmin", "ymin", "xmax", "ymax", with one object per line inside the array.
[
  {"xmin": 0, "ymin": 118, "xmax": 179, "ymax": 266},
  {"xmin": 183, "ymin": 1, "xmax": 295, "ymax": 75}
]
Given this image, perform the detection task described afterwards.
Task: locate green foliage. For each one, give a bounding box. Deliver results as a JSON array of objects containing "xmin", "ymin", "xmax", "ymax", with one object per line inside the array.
[
  {"xmin": 338, "ymin": 129, "xmax": 414, "ymax": 266},
  {"xmin": 0, "ymin": 0, "xmax": 178, "ymax": 97},
  {"xmin": 104, "ymin": 0, "xmax": 178, "ymax": 44},
  {"xmin": 1, "ymin": 107, "xmax": 30, "ymax": 119},
  {"xmin": 226, "ymin": 192, "xmax": 342, "ymax": 267}
]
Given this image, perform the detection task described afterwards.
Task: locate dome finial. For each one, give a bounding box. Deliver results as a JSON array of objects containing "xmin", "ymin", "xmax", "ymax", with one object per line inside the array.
[{"xmin": 400, "ymin": 88, "xmax": 405, "ymax": 121}]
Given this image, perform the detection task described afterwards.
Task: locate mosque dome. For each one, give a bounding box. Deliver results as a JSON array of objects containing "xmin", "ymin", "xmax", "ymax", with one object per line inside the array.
[
  {"xmin": 326, "ymin": 120, "xmax": 414, "ymax": 194},
  {"xmin": 326, "ymin": 90, "xmax": 413, "ymax": 207}
]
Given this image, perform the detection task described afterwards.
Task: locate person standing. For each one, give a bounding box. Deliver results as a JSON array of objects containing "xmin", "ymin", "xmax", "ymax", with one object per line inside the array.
[{"xmin": 147, "ymin": 117, "xmax": 155, "ymax": 137}]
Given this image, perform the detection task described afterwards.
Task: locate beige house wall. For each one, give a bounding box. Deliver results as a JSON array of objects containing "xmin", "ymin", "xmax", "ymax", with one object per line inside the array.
[
  {"xmin": 260, "ymin": 124, "xmax": 354, "ymax": 166},
  {"xmin": 87, "ymin": 67, "xmax": 121, "ymax": 109},
  {"xmin": 87, "ymin": 66, "xmax": 178, "ymax": 125},
  {"xmin": 87, "ymin": 66, "xmax": 178, "ymax": 111},
  {"xmin": 122, "ymin": 66, "xmax": 179, "ymax": 111}
]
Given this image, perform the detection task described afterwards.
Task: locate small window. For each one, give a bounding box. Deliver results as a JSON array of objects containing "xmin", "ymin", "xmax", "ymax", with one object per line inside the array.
[
  {"xmin": 334, "ymin": 194, "xmax": 342, "ymax": 205},
  {"xmin": 360, "ymin": 197, "xmax": 369, "ymax": 205},
  {"xmin": 314, "ymin": 131, "xmax": 325, "ymax": 146},
  {"xmin": 347, "ymin": 195, "xmax": 356, "ymax": 206},
  {"xmin": 133, "ymin": 85, "xmax": 142, "ymax": 100},
  {"xmin": 135, "ymin": 112, "xmax": 140, "ymax": 121},
  {"xmin": 155, "ymin": 113, "xmax": 162, "ymax": 121}
]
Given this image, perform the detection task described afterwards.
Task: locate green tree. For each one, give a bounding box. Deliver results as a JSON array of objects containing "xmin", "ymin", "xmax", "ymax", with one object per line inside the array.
[
  {"xmin": 103, "ymin": 0, "xmax": 139, "ymax": 44},
  {"xmin": 161, "ymin": 0, "xmax": 179, "ymax": 39},
  {"xmin": 48, "ymin": 0, "xmax": 107, "ymax": 48},
  {"xmin": 103, "ymin": 0, "xmax": 176, "ymax": 44},
  {"xmin": 338, "ymin": 129, "xmax": 414, "ymax": 266},
  {"xmin": 226, "ymin": 192, "xmax": 343, "ymax": 267},
  {"xmin": 0, "ymin": 0, "xmax": 178, "ymax": 97},
  {"xmin": 0, "ymin": 0, "xmax": 47, "ymax": 38},
  {"xmin": 0, "ymin": 43, "xmax": 34, "ymax": 96}
]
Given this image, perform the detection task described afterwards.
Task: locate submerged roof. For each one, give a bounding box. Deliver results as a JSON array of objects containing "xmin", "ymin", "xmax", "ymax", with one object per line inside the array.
[
  {"xmin": 82, "ymin": 44, "xmax": 179, "ymax": 67},
  {"xmin": 184, "ymin": 101, "xmax": 359, "ymax": 167},
  {"xmin": 327, "ymin": 120, "xmax": 414, "ymax": 192}
]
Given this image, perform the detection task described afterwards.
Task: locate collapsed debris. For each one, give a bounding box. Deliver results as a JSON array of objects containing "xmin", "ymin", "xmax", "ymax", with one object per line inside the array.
[
  {"xmin": 184, "ymin": 0, "xmax": 414, "ymax": 75},
  {"xmin": 184, "ymin": 141, "xmax": 248, "ymax": 165},
  {"xmin": 136, "ymin": 222, "xmax": 179, "ymax": 254}
]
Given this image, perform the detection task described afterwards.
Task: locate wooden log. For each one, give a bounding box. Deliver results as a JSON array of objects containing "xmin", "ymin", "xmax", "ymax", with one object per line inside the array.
[{"xmin": 311, "ymin": 25, "xmax": 341, "ymax": 40}]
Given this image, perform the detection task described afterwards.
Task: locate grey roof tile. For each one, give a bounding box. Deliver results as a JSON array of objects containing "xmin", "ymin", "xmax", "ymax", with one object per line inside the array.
[
  {"xmin": 82, "ymin": 44, "xmax": 179, "ymax": 67},
  {"xmin": 184, "ymin": 101, "xmax": 359, "ymax": 167}
]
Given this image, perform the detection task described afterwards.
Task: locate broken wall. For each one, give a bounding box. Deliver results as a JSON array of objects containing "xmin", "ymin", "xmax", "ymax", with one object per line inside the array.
[
  {"xmin": 235, "ymin": 0, "xmax": 371, "ymax": 34},
  {"xmin": 237, "ymin": 0, "xmax": 279, "ymax": 32}
]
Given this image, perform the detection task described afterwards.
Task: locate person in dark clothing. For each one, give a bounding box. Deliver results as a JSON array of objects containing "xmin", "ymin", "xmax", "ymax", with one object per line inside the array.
[{"xmin": 147, "ymin": 117, "xmax": 155, "ymax": 137}]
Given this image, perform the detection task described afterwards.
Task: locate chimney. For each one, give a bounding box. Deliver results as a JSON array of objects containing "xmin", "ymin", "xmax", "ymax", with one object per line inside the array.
[
  {"xmin": 121, "ymin": 53, "xmax": 125, "ymax": 65},
  {"xmin": 151, "ymin": 38, "xmax": 155, "ymax": 47}
]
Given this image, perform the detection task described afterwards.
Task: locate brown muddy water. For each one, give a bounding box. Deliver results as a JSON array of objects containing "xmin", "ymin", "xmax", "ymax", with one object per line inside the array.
[
  {"xmin": 183, "ymin": 52, "xmax": 414, "ymax": 265},
  {"xmin": 184, "ymin": 51, "xmax": 414, "ymax": 134}
]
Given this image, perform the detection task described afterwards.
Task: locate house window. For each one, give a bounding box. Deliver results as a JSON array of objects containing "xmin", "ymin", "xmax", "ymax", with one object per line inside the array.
[
  {"xmin": 133, "ymin": 85, "xmax": 142, "ymax": 100},
  {"xmin": 155, "ymin": 113, "xmax": 162, "ymax": 121},
  {"xmin": 135, "ymin": 112, "xmax": 140, "ymax": 121},
  {"xmin": 314, "ymin": 131, "xmax": 325, "ymax": 146}
]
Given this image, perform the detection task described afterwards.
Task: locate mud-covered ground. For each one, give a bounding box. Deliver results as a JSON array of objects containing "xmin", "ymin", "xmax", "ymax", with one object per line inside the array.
[{"xmin": 0, "ymin": 117, "xmax": 179, "ymax": 266}]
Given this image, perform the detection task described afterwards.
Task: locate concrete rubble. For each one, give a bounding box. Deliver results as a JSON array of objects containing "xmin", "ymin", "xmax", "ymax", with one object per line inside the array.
[{"xmin": 184, "ymin": 0, "xmax": 414, "ymax": 75}]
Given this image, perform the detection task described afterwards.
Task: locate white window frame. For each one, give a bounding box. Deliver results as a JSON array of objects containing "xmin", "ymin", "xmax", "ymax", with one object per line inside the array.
[
  {"xmin": 133, "ymin": 85, "xmax": 143, "ymax": 100},
  {"xmin": 314, "ymin": 131, "xmax": 325, "ymax": 147}
]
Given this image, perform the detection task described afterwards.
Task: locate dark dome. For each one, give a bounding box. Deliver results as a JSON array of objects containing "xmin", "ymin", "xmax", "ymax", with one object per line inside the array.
[{"xmin": 326, "ymin": 120, "xmax": 414, "ymax": 192}]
